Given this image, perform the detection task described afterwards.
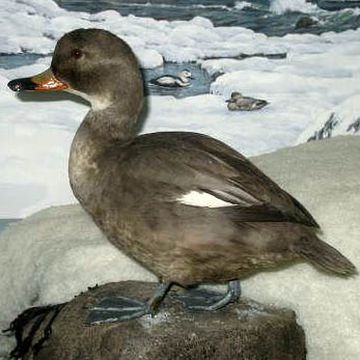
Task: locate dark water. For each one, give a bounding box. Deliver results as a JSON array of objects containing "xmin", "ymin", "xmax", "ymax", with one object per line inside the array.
[
  {"xmin": 143, "ymin": 62, "xmax": 211, "ymax": 98},
  {"xmin": 317, "ymin": 0, "xmax": 360, "ymax": 11},
  {"xmin": 55, "ymin": 0, "xmax": 360, "ymax": 36},
  {"xmin": 0, "ymin": 54, "xmax": 47, "ymax": 69}
]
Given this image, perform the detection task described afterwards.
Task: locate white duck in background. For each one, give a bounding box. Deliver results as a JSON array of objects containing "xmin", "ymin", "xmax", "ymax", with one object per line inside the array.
[{"xmin": 150, "ymin": 69, "xmax": 193, "ymax": 88}]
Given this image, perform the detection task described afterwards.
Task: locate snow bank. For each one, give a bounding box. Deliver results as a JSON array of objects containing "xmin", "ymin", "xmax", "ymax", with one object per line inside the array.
[{"xmin": 0, "ymin": 136, "xmax": 358, "ymax": 359}]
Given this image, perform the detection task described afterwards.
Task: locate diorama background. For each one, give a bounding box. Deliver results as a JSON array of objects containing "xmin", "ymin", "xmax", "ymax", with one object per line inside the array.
[
  {"xmin": 1, "ymin": 0, "xmax": 359, "ymax": 219},
  {"xmin": 0, "ymin": 1, "xmax": 359, "ymax": 359}
]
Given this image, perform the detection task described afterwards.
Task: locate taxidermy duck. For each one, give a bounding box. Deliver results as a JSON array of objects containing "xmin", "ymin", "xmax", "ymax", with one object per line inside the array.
[
  {"xmin": 226, "ymin": 92, "xmax": 269, "ymax": 111},
  {"xmin": 150, "ymin": 69, "xmax": 193, "ymax": 87},
  {"xmin": 8, "ymin": 29, "xmax": 356, "ymax": 324}
]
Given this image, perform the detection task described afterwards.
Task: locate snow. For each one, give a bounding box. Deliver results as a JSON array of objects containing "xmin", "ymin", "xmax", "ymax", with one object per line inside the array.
[
  {"xmin": 0, "ymin": 0, "xmax": 281, "ymax": 67},
  {"xmin": 0, "ymin": 0, "xmax": 358, "ymax": 67},
  {"xmin": 0, "ymin": 136, "xmax": 359, "ymax": 360},
  {"xmin": 0, "ymin": 64, "xmax": 87, "ymax": 218},
  {"xmin": 234, "ymin": 1, "xmax": 253, "ymax": 11},
  {"xmin": 297, "ymin": 94, "xmax": 360, "ymax": 143}
]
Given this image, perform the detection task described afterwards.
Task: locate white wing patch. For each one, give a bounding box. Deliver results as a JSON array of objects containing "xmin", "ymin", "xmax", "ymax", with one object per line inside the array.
[{"xmin": 178, "ymin": 191, "xmax": 237, "ymax": 208}]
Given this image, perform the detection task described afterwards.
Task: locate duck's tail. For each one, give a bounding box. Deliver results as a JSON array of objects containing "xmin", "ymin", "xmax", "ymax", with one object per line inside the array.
[
  {"xmin": 254, "ymin": 100, "xmax": 268, "ymax": 110},
  {"xmin": 294, "ymin": 236, "xmax": 357, "ymax": 276}
]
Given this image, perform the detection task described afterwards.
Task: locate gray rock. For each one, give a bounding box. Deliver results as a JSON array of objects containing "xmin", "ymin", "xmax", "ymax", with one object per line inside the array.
[
  {"xmin": 307, "ymin": 112, "xmax": 339, "ymax": 142},
  {"xmin": 295, "ymin": 16, "xmax": 318, "ymax": 30},
  {"xmin": 18, "ymin": 281, "xmax": 306, "ymax": 360}
]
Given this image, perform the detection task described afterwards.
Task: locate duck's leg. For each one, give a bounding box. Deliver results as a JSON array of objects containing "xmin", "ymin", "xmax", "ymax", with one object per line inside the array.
[
  {"xmin": 86, "ymin": 282, "xmax": 172, "ymax": 324},
  {"xmin": 174, "ymin": 280, "xmax": 241, "ymax": 311}
]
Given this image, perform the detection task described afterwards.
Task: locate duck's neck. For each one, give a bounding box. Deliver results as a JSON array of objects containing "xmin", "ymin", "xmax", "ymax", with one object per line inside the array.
[
  {"xmin": 69, "ymin": 99, "xmax": 143, "ymax": 204},
  {"xmin": 85, "ymin": 96, "xmax": 143, "ymax": 141},
  {"xmin": 179, "ymin": 75, "xmax": 189, "ymax": 83}
]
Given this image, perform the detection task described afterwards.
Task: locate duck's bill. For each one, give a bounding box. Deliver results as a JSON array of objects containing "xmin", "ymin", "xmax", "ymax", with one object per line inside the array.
[{"xmin": 7, "ymin": 68, "xmax": 68, "ymax": 92}]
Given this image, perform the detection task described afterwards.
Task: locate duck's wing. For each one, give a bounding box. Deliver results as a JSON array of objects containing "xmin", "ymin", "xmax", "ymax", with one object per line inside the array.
[{"xmin": 123, "ymin": 132, "xmax": 319, "ymax": 227}]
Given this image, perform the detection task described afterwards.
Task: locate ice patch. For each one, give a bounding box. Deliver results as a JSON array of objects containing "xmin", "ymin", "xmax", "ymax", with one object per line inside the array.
[
  {"xmin": 234, "ymin": 1, "xmax": 253, "ymax": 11},
  {"xmin": 140, "ymin": 311, "xmax": 170, "ymax": 330},
  {"xmin": 234, "ymin": 306, "xmax": 270, "ymax": 321}
]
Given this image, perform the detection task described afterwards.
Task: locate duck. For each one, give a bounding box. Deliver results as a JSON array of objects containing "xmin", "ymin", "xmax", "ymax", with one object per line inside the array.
[
  {"xmin": 150, "ymin": 69, "xmax": 193, "ymax": 88},
  {"xmin": 8, "ymin": 29, "xmax": 356, "ymax": 324},
  {"xmin": 226, "ymin": 91, "xmax": 268, "ymax": 111}
]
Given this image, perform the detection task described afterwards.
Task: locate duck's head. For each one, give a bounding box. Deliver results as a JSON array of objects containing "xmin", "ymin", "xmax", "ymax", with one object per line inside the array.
[
  {"xmin": 179, "ymin": 69, "xmax": 194, "ymax": 81},
  {"xmin": 226, "ymin": 92, "xmax": 242, "ymax": 102},
  {"xmin": 231, "ymin": 92, "xmax": 242, "ymax": 99},
  {"xmin": 8, "ymin": 28, "xmax": 143, "ymax": 112}
]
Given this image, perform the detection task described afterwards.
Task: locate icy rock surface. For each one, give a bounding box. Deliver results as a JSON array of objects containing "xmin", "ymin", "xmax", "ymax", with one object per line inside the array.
[
  {"xmin": 0, "ymin": 136, "xmax": 359, "ymax": 360},
  {"xmin": 10, "ymin": 282, "xmax": 306, "ymax": 360}
]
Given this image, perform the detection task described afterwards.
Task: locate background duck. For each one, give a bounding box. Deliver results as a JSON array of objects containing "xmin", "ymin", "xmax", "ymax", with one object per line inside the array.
[
  {"xmin": 8, "ymin": 29, "xmax": 356, "ymax": 324},
  {"xmin": 150, "ymin": 69, "xmax": 193, "ymax": 87},
  {"xmin": 226, "ymin": 91, "xmax": 269, "ymax": 111}
]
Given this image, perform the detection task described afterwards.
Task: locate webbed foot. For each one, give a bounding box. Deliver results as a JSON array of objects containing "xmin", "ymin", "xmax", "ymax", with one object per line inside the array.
[
  {"xmin": 86, "ymin": 282, "xmax": 172, "ymax": 324},
  {"xmin": 174, "ymin": 280, "xmax": 241, "ymax": 311},
  {"xmin": 86, "ymin": 296, "xmax": 148, "ymax": 324}
]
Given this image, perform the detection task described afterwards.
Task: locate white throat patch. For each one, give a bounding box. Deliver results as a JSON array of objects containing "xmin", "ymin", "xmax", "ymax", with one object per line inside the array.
[
  {"xmin": 178, "ymin": 191, "xmax": 236, "ymax": 208},
  {"xmin": 66, "ymin": 89, "xmax": 112, "ymax": 111}
]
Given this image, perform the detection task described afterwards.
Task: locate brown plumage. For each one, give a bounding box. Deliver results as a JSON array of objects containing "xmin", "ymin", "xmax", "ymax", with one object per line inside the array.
[
  {"xmin": 226, "ymin": 92, "xmax": 269, "ymax": 111},
  {"xmin": 8, "ymin": 29, "xmax": 356, "ymax": 320}
]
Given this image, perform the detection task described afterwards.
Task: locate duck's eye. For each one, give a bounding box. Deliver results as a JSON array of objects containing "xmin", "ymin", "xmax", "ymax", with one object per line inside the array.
[{"xmin": 72, "ymin": 49, "xmax": 83, "ymax": 59}]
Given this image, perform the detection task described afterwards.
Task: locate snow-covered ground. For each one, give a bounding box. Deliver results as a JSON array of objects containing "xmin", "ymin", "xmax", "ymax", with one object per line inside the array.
[
  {"xmin": 0, "ymin": 0, "xmax": 359, "ymax": 218},
  {"xmin": 0, "ymin": 136, "xmax": 358, "ymax": 360}
]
